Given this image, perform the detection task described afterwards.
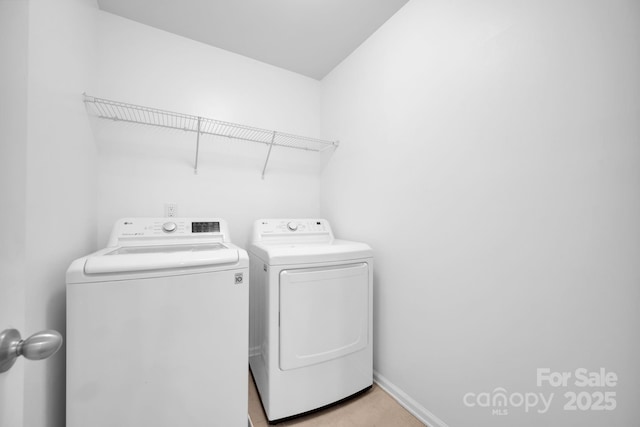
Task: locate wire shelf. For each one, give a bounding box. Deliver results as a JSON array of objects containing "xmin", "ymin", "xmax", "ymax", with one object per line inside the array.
[{"xmin": 83, "ymin": 94, "xmax": 339, "ymax": 176}]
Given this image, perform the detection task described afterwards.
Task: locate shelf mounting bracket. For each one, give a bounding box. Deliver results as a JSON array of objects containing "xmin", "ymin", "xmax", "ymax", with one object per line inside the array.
[
  {"xmin": 194, "ymin": 116, "xmax": 202, "ymax": 174},
  {"xmin": 261, "ymin": 131, "xmax": 276, "ymax": 180}
]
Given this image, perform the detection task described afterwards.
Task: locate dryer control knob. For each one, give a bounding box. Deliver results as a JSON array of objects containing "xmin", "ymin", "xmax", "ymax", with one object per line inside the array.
[
  {"xmin": 162, "ymin": 222, "xmax": 177, "ymax": 233},
  {"xmin": 287, "ymin": 221, "xmax": 298, "ymax": 231}
]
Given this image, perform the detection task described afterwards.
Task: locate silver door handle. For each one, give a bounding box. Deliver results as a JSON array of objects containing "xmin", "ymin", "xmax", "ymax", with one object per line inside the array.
[{"xmin": 0, "ymin": 329, "xmax": 63, "ymax": 373}]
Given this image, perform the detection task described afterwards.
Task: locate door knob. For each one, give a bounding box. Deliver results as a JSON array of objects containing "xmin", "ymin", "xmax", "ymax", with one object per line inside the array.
[{"xmin": 0, "ymin": 329, "xmax": 63, "ymax": 373}]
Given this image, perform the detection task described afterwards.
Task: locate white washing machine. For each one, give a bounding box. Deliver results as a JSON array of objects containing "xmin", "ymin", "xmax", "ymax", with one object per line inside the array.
[
  {"xmin": 248, "ymin": 218, "xmax": 373, "ymax": 423},
  {"xmin": 66, "ymin": 218, "xmax": 249, "ymax": 427}
]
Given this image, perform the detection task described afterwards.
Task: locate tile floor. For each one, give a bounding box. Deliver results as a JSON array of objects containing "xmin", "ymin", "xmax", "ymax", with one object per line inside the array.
[{"xmin": 248, "ymin": 372, "xmax": 425, "ymax": 427}]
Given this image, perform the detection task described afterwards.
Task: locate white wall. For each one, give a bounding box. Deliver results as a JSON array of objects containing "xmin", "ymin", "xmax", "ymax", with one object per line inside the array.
[
  {"xmin": 23, "ymin": 1, "xmax": 98, "ymax": 427},
  {"xmin": 0, "ymin": 1, "xmax": 28, "ymax": 425},
  {"xmin": 320, "ymin": 1, "xmax": 640, "ymax": 426},
  {"xmin": 94, "ymin": 12, "xmax": 325, "ymax": 248}
]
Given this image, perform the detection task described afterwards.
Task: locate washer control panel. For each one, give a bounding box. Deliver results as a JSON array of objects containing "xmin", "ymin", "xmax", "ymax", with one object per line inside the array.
[{"xmin": 108, "ymin": 218, "xmax": 227, "ymax": 246}]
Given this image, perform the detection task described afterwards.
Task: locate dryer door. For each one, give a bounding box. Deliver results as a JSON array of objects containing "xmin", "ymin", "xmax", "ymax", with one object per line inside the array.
[{"xmin": 279, "ymin": 262, "xmax": 369, "ymax": 371}]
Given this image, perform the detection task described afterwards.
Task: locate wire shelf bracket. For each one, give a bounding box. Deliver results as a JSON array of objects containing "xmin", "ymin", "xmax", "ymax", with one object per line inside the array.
[{"xmin": 83, "ymin": 94, "xmax": 339, "ymax": 177}]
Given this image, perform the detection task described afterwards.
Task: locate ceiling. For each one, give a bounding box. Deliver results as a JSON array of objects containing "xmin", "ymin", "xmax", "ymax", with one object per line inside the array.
[{"xmin": 97, "ymin": 0, "xmax": 409, "ymax": 80}]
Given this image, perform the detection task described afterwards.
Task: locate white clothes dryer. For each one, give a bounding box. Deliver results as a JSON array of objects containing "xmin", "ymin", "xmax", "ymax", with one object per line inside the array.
[
  {"xmin": 248, "ymin": 218, "xmax": 373, "ymax": 423},
  {"xmin": 66, "ymin": 218, "xmax": 249, "ymax": 427}
]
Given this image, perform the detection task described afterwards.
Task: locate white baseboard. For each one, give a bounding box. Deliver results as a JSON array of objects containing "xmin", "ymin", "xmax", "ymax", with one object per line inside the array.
[{"xmin": 373, "ymin": 370, "xmax": 450, "ymax": 427}]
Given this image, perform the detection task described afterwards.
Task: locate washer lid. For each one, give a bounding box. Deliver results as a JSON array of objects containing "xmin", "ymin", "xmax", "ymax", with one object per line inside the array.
[
  {"xmin": 83, "ymin": 243, "xmax": 239, "ymax": 274},
  {"xmin": 249, "ymin": 239, "xmax": 372, "ymax": 265}
]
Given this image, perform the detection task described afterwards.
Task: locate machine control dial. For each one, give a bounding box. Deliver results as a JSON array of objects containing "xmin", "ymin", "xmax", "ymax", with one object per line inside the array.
[
  {"xmin": 162, "ymin": 222, "xmax": 177, "ymax": 233},
  {"xmin": 287, "ymin": 221, "xmax": 298, "ymax": 231}
]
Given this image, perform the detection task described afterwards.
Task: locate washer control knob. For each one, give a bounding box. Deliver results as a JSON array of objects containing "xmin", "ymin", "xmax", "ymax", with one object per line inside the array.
[
  {"xmin": 162, "ymin": 222, "xmax": 177, "ymax": 233},
  {"xmin": 287, "ymin": 221, "xmax": 298, "ymax": 231}
]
